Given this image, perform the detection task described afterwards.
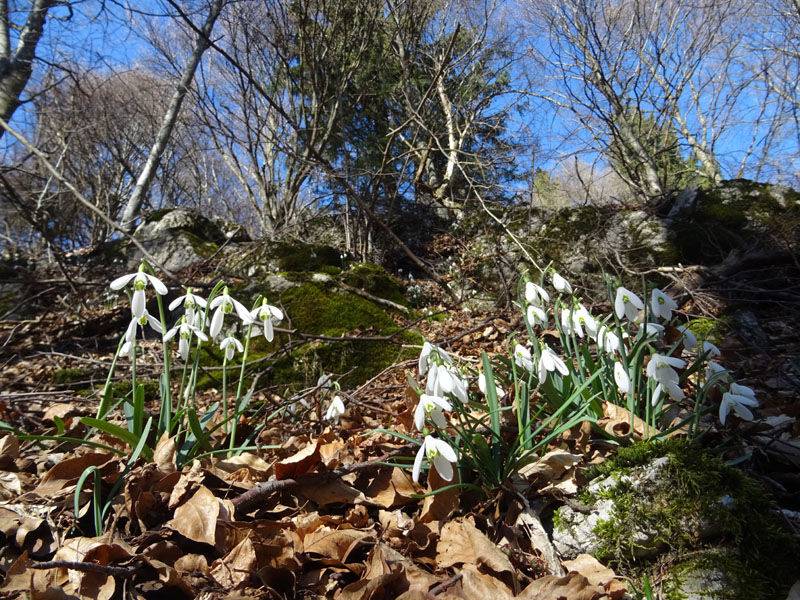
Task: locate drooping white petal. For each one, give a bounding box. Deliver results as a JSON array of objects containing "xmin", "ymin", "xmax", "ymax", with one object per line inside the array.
[
  {"xmin": 131, "ymin": 288, "xmax": 146, "ymax": 318},
  {"xmin": 263, "ymin": 319, "xmax": 274, "ymax": 342},
  {"xmin": 412, "ymin": 443, "xmax": 425, "ymax": 483},
  {"xmin": 433, "ymin": 453, "xmax": 454, "ymax": 481},
  {"xmin": 651, "ymin": 288, "xmax": 677, "ymax": 320},
  {"xmin": 418, "ymin": 342, "xmax": 433, "ymax": 376},
  {"xmin": 678, "ymin": 326, "xmax": 698, "ymax": 351},
  {"xmin": 552, "ymin": 272, "xmax": 573, "ymax": 294},
  {"xmin": 110, "ymin": 273, "xmax": 136, "ymax": 290},
  {"xmin": 210, "ymin": 308, "xmax": 224, "ymax": 338},
  {"xmin": 163, "ymin": 326, "xmax": 179, "ymax": 342},
  {"xmin": 437, "ymin": 364, "xmax": 454, "ymax": 394},
  {"xmin": 145, "ymin": 273, "xmax": 168, "ymax": 295},
  {"xmin": 614, "ymin": 362, "xmax": 631, "ymax": 394}
]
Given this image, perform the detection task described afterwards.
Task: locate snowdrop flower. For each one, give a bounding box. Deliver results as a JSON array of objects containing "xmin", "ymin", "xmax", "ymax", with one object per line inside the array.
[
  {"xmin": 719, "ymin": 385, "xmax": 758, "ymax": 425},
  {"xmin": 678, "ymin": 325, "xmax": 698, "ymax": 351},
  {"xmin": 702, "ymin": 341, "xmax": 721, "ymax": 358},
  {"xmin": 425, "ymin": 364, "xmax": 468, "ymax": 402},
  {"xmin": 110, "ymin": 265, "xmax": 168, "ymax": 318},
  {"xmin": 614, "ymin": 361, "xmax": 631, "ymax": 394},
  {"xmin": 413, "ymin": 435, "xmax": 458, "ymax": 483},
  {"xmin": 219, "ymin": 335, "xmax": 244, "ymax": 361},
  {"xmin": 645, "ymin": 323, "xmax": 665, "ymax": 338},
  {"xmin": 552, "ymin": 271, "xmax": 573, "ymax": 294},
  {"xmin": 596, "ymin": 325, "xmax": 622, "ymax": 355},
  {"xmin": 538, "ymin": 344, "xmax": 569, "ymax": 382},
  {"xmin": 125, "ymin": 309, "xmax": 162, "ymax": 343},
  {"xmin": 120, "ymin": 340, "xmax": 135, "ymax": 359},
  {"xmin": 317, "ymin": 373, "xmax": 333, "ymax": 390},
  {"xmin": 653, "ymin": 380, "xmax": 685, "ymax": 405},
  {"xmin": 169, "ymin": 287, "xmax": 207, "ymax": 325},
  {"xmin": 646, "ymin": 353, "xmax": 686, "ymax": 385},
  {"xmin": 650, "ymin": 288, "xmax": 678, "ymax": 321},
  {"xmin": 209, "ymin": 287, "xmax": 250, "ymax": 338},
  {"xmin": 574, "ymin": 304, "xmax": 598, "ymax": 338},
  {"xmin": 163, "ymin": 317, "xmax": 208, "ymax": 361},
  {"xmin": 615, "ymin": 287, "xmax": 644, "ymax": 321},
  {"xmin": 325, "ymin": 395, "xmax": 346, "ymax": 424},
  {"xmin": 478, "ymin": 372, "xmax": 506, "ymax": 398},
  {"xmin": 526, "ymin": 304, "xmax": 548, "ymax": 329},
  {"xmin": 525, "ymin": 281, "xmax": 550, "ymax": 306},
  {"xmin": 418, "ymin": 341, "xmax": 451, "ymax": 377},
  {"xmin": 705, "ymin": 360, "xmax": 730, "ymax": 383},
  {"xmin": 514, "ymin": 343, "xmax": 534, "ymax": 372},
  {"xmin": 249, "ymin": 298, "xmax": 284, "ymax": 342},
  {"xmin": 414, "ymin": 394, "xmax": 452, "ymax": 430}
]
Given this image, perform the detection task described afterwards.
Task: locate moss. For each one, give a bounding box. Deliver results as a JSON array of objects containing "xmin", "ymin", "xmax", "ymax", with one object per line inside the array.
[
  {"xmin": 181, "ymin": 231, "xmax": 219, "ymax": 258},
  {"xmin": 668, "ymin": 180, "xmax": 800, "ymax": 265},
  {"xmin": 342, "ymin": 263, "xmax": 408, "ymax": 306},
  {"xmin": 579, "ymin": 439, "xmax": 799, "ymax": 598},
  {"xmin": 663, "ymin": 550, "xmax": 764, "ymax": 600},
  {"xmin": 109, "ymin": 379, "xmax": 161, "ymax": 403},
  {"xmin": 270, "ymin": 242, "xmax": 342, "ymax": 272},
  {"xmin": 52, "ymin": 368, "xmax": 90, "ymax": 386}
]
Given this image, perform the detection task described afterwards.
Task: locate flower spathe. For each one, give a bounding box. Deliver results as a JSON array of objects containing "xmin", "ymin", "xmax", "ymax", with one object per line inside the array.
[
  {"xmin": 209, "ymin": 287, "xmax": 250, "ymax": 339},
  {"xmin": 614, "ymin": 286, "xmax": 644, "ymax": 321},
  {"xmin": 413, "ymin": 435, "xmax": 458, "ymax": 483},
  {"xmin": 414, "ymin": 393, "xmax": 452, "ymax": 431},
  {"xmin": 110, "ymin": 265, "xmax": 168, "ymax": 318},
  {"xmin": 325, "ymin": 395, "xmax": 346, "ymax": 424},
  {"xmin": 219, "ymin": 335, "xmax": 244, "ymax": 361},
  {"xmin": 250, "ymin": 298, "xmax": 284, "ymax": 342}
]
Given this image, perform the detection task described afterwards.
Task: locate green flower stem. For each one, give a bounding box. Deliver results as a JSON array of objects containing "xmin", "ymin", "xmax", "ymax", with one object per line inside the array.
[{"xmin": 229, "ymin": 319, "xmax": 255, "ymax": 456}]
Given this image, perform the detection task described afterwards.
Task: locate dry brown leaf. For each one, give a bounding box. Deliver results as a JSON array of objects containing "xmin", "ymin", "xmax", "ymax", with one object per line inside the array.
[
  {"xmin": 0, "ymin": 433, "xmax": 19, "ymax": 469},
  {"xmin": 166, "ymin": 485, "xmax": 219, "ymax": 546},
  {"xmin": 518, "ymin": 450, "xmax": 582, "ymax": 483},
  {"xmin": 562, "ymin": 554, "xmax": 626, "ymax": 598},
  {"xmin": 366, "ymin": 467, "xmax": 419, "ymax": 508},
  {"xmin": 210, "ymin": 536, "xmax": 258, "ymax": 589},
  {"xmin": 458, "ymin": 564, "xmax": 516, "ymax": 600},
  {"xmin": 298, "ymin": 477, "xmax": 369, "ymax": 507},
  {"xmin": 518, "ymin": 572, "xmax": 616, "ymax": 600},
  {"xmin": 153, "ymin": 432, "xmax": 177, "ymax": 474},
  {"xmin": 167, "ymin": 461, "xmax": 206, "ymax": 509},
  {"xmin": 436, "ymin": 518, "xmax": 517, "ymax": 593},
  {"xmin": 600, "ymin": 402, "xmax": 661, "ymax": 441},
  {"xmin": 213, "ymin": 452, "xmax": 271, "ymax": 482},
  {"xmin": 35, "ymin": 453, "xmax": 116, "ymax": 497},
  {"xmin": 419, "ymin": 463, "xmax": 460, "ymax": 523},
  {"xmin": 274, "ymin": 438, "xmax": 322, "ymax": 480},
  {"xmin": 0, "ymin": 550, "xmax": 33, "ymax": 594},
  {"xmin": 303, "ymin": 525, "xmax": 372, "ymax": 564}
]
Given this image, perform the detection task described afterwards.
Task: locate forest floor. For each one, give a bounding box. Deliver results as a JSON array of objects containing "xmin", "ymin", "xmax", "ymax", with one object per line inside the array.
[{"xmin": 0, "ymin": 252, "xmax": 799, "ymax": 599}]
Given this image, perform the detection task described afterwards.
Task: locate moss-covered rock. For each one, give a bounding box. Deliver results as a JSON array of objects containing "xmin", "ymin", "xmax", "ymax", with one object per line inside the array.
[
  {"xmin": 553, "ymin": 439, "xmax": 800, "ymax": 599},
  {"xmin": 341, "ymin": 263, "xmax": 407, "ymax": 306}
]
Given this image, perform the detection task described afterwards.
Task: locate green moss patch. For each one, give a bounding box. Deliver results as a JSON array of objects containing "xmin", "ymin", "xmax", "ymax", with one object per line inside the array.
[
  {"xmin": 341, "ymin": 263, "xmax": 407, "ymax": 306},
  {"xmin": 576, "ymin": 439, "xmax": 799, "ymax": 598}
]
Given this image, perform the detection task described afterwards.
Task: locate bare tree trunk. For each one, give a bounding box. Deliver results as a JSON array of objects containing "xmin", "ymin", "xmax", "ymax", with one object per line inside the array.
[
  {"xmin": 119, "ymin": 0, "xmax": 223, "ymax": 232},
  {"xmin": 0, "ymin": 0, "xmax": 55, "ymax": 137}
]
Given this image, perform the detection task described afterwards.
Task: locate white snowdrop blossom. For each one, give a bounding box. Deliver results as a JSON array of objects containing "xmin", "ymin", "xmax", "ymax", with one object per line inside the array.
[
  {"xmin": 538, "ymin": 344, "xmax": 569, "ymax": 382},
  {"xmin": 120, "ymin": 340, "xmax": 135, "ymax": 359},
  {"xmin": 678, "ymin": 325, "xmax": 698, "ymax": 351},
  {"xmin": 719, "ymin": 386, "xmax": 758, "ymax": 425},
  {"xmin": 125, "ymin": 309, "xmax": 163, "ymax": 343},
  {"xmin": 425, "ymin": 364, "xmax": 468, "ymax": 402},
  {"xmin": 615, "ymin": 287, "xmax": 644, "ymax": 321},
  {"xmin": 163, "ymin": 317, "xmax": 208, "ymax": 361},
  {"xmin": 650, "ymin": 288, "xmax": 678, "ymax": 321},
  {"xmin": 514, "ymin": 343, "xmax": 534, "ymax": 372},
  {"xmin": 702, "ymin": 341, "xmax": 721, "ymax": 358},
  {"xmin": 325, "ymin": 395, "xmax": 346, "ymax": 424},
  {"xmin": 209, "ymin": 287, "xmax": 250, "ymax": 338},
  {"xmin": 552, "ymin": 271, "xmax": 573, "ymax": 294},
  {"xmin": 414, "ymin": 394, "xmax": 452, "ymax": 431},
  {"xmin": 478, "ymin": 372, "xmax": 506, "ymax": 398},
  {"xmin": 645, "ymin": 323, "xmax": 665, "ymax": 338},
  {"xmin": 418, "ymin": 341, "xmax": 452, "ymax": 377},
  {"xmin": 596, "ymin": 325, "xmax": 622, "ymax": 355},
  {"xmin": 526, "ymin": 304, "xmax": 548, "ymax": 329},
  {"xmin": 413, "ymin": 435, "xmax": 458, "ymax": 483},
  {"xmin": 110, "ymin": 266, "xmax": 168, "ymax": 318},
  {"xmin": 169, "ymin": 287, "xmax": 207, "ymax": 326},
  {"xmin": 653, "ymin": 380, "xmax": 685, "ymax": 406},
  {"xmin": 646, "ymin": 353, "xmax": 686, "ymax": 386},
  {"xmin": 317, "ymin": 374, "xmax": 333, "ymax": 390},
  {"xmin": 249, "ymin": 298, "xmax": 284, "ymax": 342},
  {"xmin": 574, "ymin": 304, "xmax": 598, "ymax": 339},
  {"xmin": 614, "ymin": 361, "xmax": 631, "ymax": 394},
  {"xmin": 525, "ymin": 281, "xmax": 550, "ymax": 306},
  {"xmin": 219, "ymin": 335, "xmax": 244, "ymax": 361},
  {"xmin": 705, "ymin": 360, "xmax": 731, "ymax": 383},
  {"xmin": 562, "ymin": 304, "xmax": 596, "ymax": 339}
]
